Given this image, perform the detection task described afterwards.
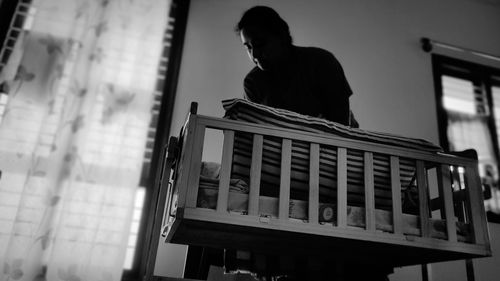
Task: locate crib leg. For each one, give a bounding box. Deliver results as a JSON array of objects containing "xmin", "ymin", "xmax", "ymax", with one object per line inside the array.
[
  {"xmin": 465, "ymin": 259, "xmax": 475, "ymax": 281},
  {"xmin": 421, "ymin": 263, "xmax": 432, "ymax": 281}
]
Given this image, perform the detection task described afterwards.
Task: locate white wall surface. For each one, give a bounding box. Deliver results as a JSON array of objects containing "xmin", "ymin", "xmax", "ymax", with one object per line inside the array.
[
  {"xmin": 473, "ymin": 222, "xmax": 500, "ymax": 281},
  {"xmin": 157, "ymin": 0, "xmax": 500, "ymax": 280}
]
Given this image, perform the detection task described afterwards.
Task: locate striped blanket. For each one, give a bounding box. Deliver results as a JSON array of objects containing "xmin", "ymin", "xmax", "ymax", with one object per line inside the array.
[
  {"xmin": 221, "ymin": 98, "xmax": 427, "ymax": 212},
  {"xmin": 222, "ymin": 98, "xmax": 442, "ymax": 153}
]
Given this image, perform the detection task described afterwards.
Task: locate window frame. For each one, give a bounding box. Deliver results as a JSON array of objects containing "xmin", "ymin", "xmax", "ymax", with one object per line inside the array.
[
  {"xmin": 0, "ymin": 0, "xmax": 33, "ymax": 72},
  {"xmin": 432, "ymin": 54, "xmax": 500, "ymax": 223},
  {"xmin": 433, "ymin": 55, "xmax": 500, "ymax": 155},
  {"xmin": 130, "ymin": 0, "xmax": 191, "ymax": 280}
]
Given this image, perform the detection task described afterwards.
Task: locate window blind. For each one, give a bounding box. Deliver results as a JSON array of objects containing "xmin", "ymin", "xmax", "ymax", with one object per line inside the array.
[{"xmin": 439, "ymin": 64, "xmax": 498, "ymax": 178}]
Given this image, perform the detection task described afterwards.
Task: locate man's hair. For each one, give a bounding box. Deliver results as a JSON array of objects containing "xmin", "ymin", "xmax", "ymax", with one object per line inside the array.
[{"xmin": 235, "ymin": 6, "xmax": 292, "ymax": 45}]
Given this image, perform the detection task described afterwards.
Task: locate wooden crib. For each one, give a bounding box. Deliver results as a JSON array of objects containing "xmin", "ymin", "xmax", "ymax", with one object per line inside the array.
[{"xmin": 156, "ymin": 102, "xmax": 491, "ymax": 272}]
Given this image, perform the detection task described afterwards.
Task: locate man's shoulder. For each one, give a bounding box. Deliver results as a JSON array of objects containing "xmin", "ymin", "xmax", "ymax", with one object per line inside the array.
[
  {"xmin": 246, "ymin": 66, "xmax": 261, "ymax": 76},
  {"xmin": 294, "ymin": 45, "xmax": 334, "ymax": 59},
  {"xmin": 293, "ymin": 46, "xmax": 339, "ymax": 68},
  {"xmin": 245, "ymin": 66, "xmax": 265, "ymax": 81}
]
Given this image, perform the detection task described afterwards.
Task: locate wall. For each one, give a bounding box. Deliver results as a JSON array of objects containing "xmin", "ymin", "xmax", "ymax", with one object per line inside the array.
[
  {"xmin": 473, "ymin": 222, "xmax": 500, "ymax": 281},
  {"xmin": 156, "ymin": 0, "xmax": 500, "ymax": 280}
]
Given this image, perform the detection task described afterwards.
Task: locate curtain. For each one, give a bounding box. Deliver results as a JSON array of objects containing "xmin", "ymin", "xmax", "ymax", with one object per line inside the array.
[{"xmin": 0, "ymin": 0, "xmax": 169, "ymax": 281}]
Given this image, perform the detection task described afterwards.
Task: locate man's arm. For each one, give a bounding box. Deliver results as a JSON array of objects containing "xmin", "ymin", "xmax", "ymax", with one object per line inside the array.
[
  {"xmin": 243, "ymin": 71, "xmax": 264, "ymax": 104},
  {"xmin": 316, "ymin": 51, "xmax": 352, "ymax": 126}
]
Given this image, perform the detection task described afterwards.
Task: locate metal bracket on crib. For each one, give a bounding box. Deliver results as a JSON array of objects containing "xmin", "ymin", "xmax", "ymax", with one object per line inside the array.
[
  {"xmin": 143, "ymin": 136, "xmax": 180, "ymax": 281},
  {"xmin": 164, "ymin": 137, "xmax": 179, "ymax": 220}
]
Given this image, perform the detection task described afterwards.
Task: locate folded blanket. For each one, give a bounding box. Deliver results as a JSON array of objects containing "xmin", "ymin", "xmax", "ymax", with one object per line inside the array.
[
  {"xmin": 200, "ymin": 161, "xmax": 249, "ymax": 193},
  {"xmin": 222, "ymin": 98, "xmax": 442, "ymax": 152}
]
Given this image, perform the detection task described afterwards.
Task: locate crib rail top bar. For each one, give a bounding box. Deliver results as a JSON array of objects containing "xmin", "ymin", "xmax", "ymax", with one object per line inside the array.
[{"xmin": 190, "ymin": 114, "xmax": 477, "ymax": 167}]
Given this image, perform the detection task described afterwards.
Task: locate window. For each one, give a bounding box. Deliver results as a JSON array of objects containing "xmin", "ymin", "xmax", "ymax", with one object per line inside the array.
[
  {"xmin": 433, "ymin": 54, "xmax": 500, "ymax": 222},
  {"xmin": 0, "ymin": 0, "xmax": 189, "ymax": 280},
  {"xmin": 0, "ymin": 0, "xmax": 33, "ymax": 73}
]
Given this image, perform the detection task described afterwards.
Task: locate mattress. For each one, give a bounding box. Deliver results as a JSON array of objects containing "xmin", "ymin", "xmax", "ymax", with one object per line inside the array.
[{"xmin": 197, "ymin": 178, "xmax": 470, "ymax": 242}]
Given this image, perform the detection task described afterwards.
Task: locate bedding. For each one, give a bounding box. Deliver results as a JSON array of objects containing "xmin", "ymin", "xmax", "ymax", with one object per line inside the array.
[
  {"xmin": 219, "ymin": 99, "xmax": 429, "ymax": 212},
  {"xmin": 196, "ymin": 165, "xmax": 470, "ymax": 242},
  {"xmin": 222, "ymin": 98, "xmax": 443, "ymax": 152}
]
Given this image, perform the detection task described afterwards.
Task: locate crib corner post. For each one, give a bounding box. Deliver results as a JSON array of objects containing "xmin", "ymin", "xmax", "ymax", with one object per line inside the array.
[
  {"xmin": 177, "ymin": 114, "xmax": 200, "ymax": 210},
  {"xmin": 190, "ymin": 102, "xmax": 198, "ymax": 115},
  {"xmin": 185, "ymin": 122, "xmax": 206, "ymax": 208},
  {"xmin": 464, "ymin": 163, "xmax": 490, "ymax": 247}
]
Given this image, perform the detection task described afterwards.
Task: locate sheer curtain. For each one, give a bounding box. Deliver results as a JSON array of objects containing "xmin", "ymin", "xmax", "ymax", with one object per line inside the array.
[{"xmin": 0, "ymin": 0, "xmax": 168, "ymax": 281}]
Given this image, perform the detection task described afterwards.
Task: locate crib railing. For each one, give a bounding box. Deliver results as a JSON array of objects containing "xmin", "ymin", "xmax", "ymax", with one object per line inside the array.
[{"xmin": 162, "ymin": 110, "xmax": 491, "ymax": 267}]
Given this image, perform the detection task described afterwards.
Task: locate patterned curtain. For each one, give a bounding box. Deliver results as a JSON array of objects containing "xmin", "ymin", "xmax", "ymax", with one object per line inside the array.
[{"xmin": 0, "ymin": 0, "xmax": 169, "ymax": 281}]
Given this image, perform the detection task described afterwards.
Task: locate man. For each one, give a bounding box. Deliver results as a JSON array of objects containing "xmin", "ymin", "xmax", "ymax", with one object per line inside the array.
[
  {"xmin": 236, "ymin": 5, "xmax": 357, "ymax": 127},
  {"xmin": 231, "ymin": 6, "xmax": 394, "ymax": 281}
]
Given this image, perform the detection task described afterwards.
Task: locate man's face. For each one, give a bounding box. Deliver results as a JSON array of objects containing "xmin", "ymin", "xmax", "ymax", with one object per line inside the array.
[{"xmin": 240, "ymin": 27, "xmax": 288, "ymax": 71}]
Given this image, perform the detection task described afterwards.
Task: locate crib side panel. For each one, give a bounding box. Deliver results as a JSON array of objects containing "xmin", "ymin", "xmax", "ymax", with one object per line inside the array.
[{"xmin": 163, "ymin": 115, "xmax": 492, "ymax": 266}]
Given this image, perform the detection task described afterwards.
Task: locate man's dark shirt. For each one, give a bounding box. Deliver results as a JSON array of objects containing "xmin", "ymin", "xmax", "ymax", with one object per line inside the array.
[{"xmin": 244, "ymin": 45, "xmax": 353, "ymax": 126}]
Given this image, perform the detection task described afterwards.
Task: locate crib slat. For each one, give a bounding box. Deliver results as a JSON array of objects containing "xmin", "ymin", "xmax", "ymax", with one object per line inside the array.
[
  {"xmin": 364, "ymin": 152, "xmax": 376, "ymax": 231},
  {"xmin": 309, "ymin": 143, "xmax": 320, "ymax": 225},
  {"xmin": 416, "ymin": 160, "xmax": 430, "ymax": 237},
  {"xmin": 390, "ymin": 156, "xmax": 403, "ymax": 234},
  {"xmin": 217, "ymin": 130, "xmax": 235, "ymax": 213},
  {"xmin": 452, "ymin": 167, "xmax": 466, "ymax": 221},
  {"xmin": 185, "ymin": 125, "xmax": 206, "ymax": 208},
  {"xmin": 249, "ymin": 134, "xmax": 263, "ymax": 216},
  {"xmin": 279, "ymin": 139, "xmax": 292, "ymax": 220},
  {"xmin": 464, "ymin": 165, "xmax": 486, "ymax": 245},
  {"xmin": 337, "ymin": 148, "xmax": 348, "ymax": 228},
  {"xmin": 438, "ymin": 164, "xmax": 457, "ymax": 242}
]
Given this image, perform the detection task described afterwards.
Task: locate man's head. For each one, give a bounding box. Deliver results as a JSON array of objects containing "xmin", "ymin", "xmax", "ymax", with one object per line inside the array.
[{"xmin": 235, "ymin": 6, "xmax": 292, "ymax": 71}]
